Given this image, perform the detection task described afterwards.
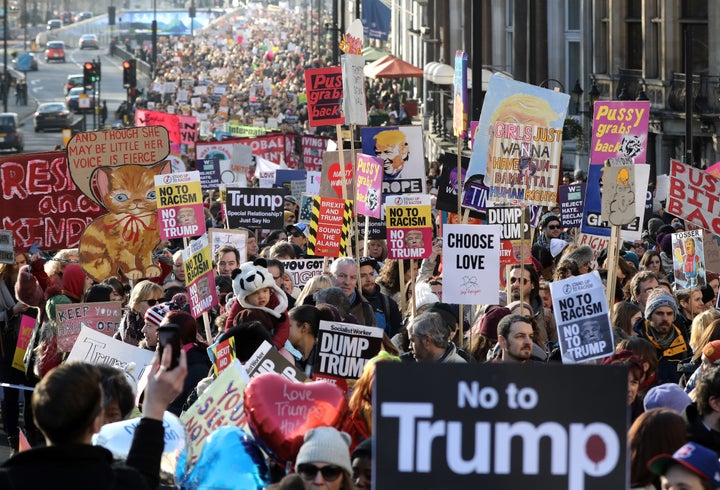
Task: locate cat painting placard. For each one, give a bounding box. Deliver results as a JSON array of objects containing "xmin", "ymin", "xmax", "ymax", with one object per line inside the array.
[
  {"xmin": 67, "ymin": 127, "xmax": 172, "ymax": 283},
  {"xmin": 155, "ymin": 171, "xmax": 205, "ymax": 240}
]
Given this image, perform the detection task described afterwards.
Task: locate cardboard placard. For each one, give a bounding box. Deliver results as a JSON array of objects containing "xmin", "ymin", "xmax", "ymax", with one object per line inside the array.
[
  {"xmin": 155, "ymin": 171, "xmax": 205, "ymax": 240},
  {"xmin": 208, "ymin": 228, "xmax": 248, "ymax": 264},
  {"xmin": 441, "ymin": 224, "xmax": 502, "ymax": 304},
  {"xmin": 183, "ymin": 235, "xmax": 218, "ymax": 318},
  {"xmin": 549, "ymin": 272, "xmax": 614, "ymax": 364},
  {"xmin": 355, "ymin": 153, "xmax": 383, "ymax": 218},
  {"xmin": 0, "ymin": 230, "xmax": 14, "ymax": 264},
  {"xmin": 55, "ymin": 301, "xmax": 123, "ymax": 352},
  {"xmin": 667, "ymin": 159, "xmax": 720, "ymax": 235},
  {"xmin": 12, "ymin": 314, "xmax": 35, "ymax": 372},
  {"xmin": 245, "ymin": 340, "xmax": 307, "ymax": 382},
  {"xmin": 590, "ymin": 101, "xmax": 650, "ymax": 165},
  {"xmin": 307, "ymin": 196, "xmax": 352, "ymax": 257},
  {"xmin": 558, "ymin": 184, "xmax": 585, "ymax": 228},
  {"xmin": 672, "ymin": 229, "xmax": 706, "ymax": 289},
  {"xmin": 373, "ymin": 363, "xmax": 627, "ymax": 489},
  {"xmin": 360, "ymin": 125, "xmax": 426, "ymax": 196},
  {"xmin": 280, "ymin": 258, "xmax": 331, "ymax": 288},
  {"xmin": 304, "ymin": 66, "xmax": 345, "ymax": 127},
  {"xmin": 385, "ymin": 194, "xmax": 433, "ymax": 260}
]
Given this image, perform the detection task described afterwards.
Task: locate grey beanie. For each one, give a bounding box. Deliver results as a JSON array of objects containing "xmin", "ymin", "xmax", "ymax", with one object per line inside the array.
[
  {"xmin": 645, "ymin": 288, "xmax": 678, "ymax": 319},
  {"xmin": 295, "ymin": 427, "xmax": 352, "ymax": 476}
]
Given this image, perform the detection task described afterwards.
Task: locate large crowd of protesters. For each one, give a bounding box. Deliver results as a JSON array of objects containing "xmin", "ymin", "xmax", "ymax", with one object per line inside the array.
[{"xmin": 1, "ymin": 3, "xmax": 720, "ymax": 490}]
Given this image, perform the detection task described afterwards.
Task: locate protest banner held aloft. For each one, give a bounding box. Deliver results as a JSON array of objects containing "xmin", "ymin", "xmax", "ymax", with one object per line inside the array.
[
  {"xmin": 225, "ymin": 187, "xmax": 285, "ymax": 230},
  {"xmin": 374, "ymin": 363, "xmax": 627, "ymax": 490},
  {"xmin": 549, "ymin": 272, "xmax": 614, "ymax": 364},
  {"xmin": 385, "ymin": 194, "xmax": 433, "ymax": 260},
  {"xmin": 155, "ymin": 171, "xmax": 205, "ymax": 240},
  {"xmin": 313, "ymin": 320, "xmax": 383, "ymax": 384},
  {"xmin": 183, "ymin": 234, "xmax": 218, "ymax": 319}
]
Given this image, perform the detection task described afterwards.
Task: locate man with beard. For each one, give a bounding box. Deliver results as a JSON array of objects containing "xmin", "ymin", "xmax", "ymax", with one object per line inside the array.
[
  {"xmin": 502, "ymin": 264, "xmax": 557, "ymax": 347},
  {"xmin": 495, "ymin": 314, "xmax": 535, "ymax": 363},
  {"xmin": 358, "ymin": 257, "xmax": 401, "ymax": 336},
  {"xmin": 634, "ymin": 288, "xmax": 691, "ymax": 384}
]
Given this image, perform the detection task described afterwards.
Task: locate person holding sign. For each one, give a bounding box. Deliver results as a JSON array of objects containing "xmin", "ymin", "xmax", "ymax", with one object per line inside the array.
[
  {"xmin": 633, "ymin": 288, "xmax": 691, "ymax": 385},
  {"xmin": 0, "ymin": 346, "xmax": 187, "ymax": 489}
]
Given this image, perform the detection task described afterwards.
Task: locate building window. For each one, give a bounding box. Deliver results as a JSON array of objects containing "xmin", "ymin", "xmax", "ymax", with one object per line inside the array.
[
  {"xmin": 505, "ymin": 0, "xmax": 514, "ymax": 72},
  {"xmin": 626, "ymin": 0, "xmax": 642, "ymax": 70},
  {"xmin": 681, "ymin": 1, "xmax": 708, "ymax": 74},
  {"xmin": 565, "ymin": 0, "xmax": 581, "ymax": 93}
]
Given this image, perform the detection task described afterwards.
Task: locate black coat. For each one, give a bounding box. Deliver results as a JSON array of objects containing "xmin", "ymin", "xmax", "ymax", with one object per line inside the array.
[
  {"xmin": 0, "ymin": 418, "xmax": 164, "ymax": 490},
  {"xmin": 683, "ymin": 403, "xmax": 720, "ymax": 454}
]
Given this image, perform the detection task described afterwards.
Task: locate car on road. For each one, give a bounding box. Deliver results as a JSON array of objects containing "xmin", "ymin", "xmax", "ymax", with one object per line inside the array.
[
  {"xmin": 0, "ymin": 113, "xmax": 24, "ymax": 152},
  {"xmin": 12, "ymin": 52, "xmax": 38, "ymax": 71},
  {"xmin": 34, "ymin": 102, "xmax": 72, "ymax": 132},
  {"xmin": 66, "ymin": 87, "xmax": 95, "ymax": 113},
  {"xmin": 76, "ymin": 11, "xmax": 93, "ymax": 21},
  {"xmin": 45, "ymin": 41, "xmax": 65, "ymax": 63},
  {"xmin": 65, "ymin": 74, "xmax": 84, "ymax": 95},
  {"xmin": 61, "ymin": 11, "xmax": 74, "ymax": 24},
  {"xmin": 78, "ymin": 34, "xmax": 99, "ymax": 50},
  {"xmin": 46, "ymin": 19, "xmax": 62, "ymax": 30}
]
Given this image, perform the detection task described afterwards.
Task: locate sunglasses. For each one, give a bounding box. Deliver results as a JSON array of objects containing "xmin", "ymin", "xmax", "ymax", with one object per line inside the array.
[
  {"xmin": 145, "ymin": 299, "xmax": 159, "ymax": 306},
  {"xmin": 547, "ymin": 224, "xmax": 560, "ymax": 230},
  {"xmin": 297, "ymin": 464, "xmax": 343, "ymax": 481},
  {"xmin": 509, "ymin": 277, "xmax": 529, "ymax": 285}
]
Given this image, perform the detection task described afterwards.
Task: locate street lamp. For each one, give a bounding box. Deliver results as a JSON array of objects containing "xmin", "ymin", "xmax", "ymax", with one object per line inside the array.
[
  {"xmin": 571, "ymin": 79, "xmax": 583, "ymax": 114},
  {"xmin": 151, "ymin": 0, "xmax": 157, "ymax": 80}
]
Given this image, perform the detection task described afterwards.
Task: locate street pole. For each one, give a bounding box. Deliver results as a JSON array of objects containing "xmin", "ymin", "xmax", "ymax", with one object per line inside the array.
[
  {"xmin": 151, "ymin": 0, "xmax": 157, "ymax": 81},
  {"xmin": 3, "ymin": 0, "xmax": 8, "ymax": 112}
]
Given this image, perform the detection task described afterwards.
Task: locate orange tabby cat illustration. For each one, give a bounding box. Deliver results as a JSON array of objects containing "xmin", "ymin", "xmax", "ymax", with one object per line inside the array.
[{"xmin": 80, "ymin": 161, "xmax": 171, "ymax": 282}]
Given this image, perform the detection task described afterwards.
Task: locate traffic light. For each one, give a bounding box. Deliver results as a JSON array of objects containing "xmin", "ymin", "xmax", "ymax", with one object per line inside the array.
[
  {"xmin": 108, "ymin": 6, "xmax": 116, "ymax": 25},
  {"xmin": 122, "ymin": 59, "xmax": 136, "ymax": 88},
  {"xmin": 83, "ymin": 62, "xmax": 93, "ymax": 87}
]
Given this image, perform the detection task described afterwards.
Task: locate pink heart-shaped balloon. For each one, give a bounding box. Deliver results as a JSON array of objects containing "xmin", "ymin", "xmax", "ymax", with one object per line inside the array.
[
  {"xmin": 328, "ymin": 162, "xmax": 353, "ymax": 198},
  {"xmin": 243, "ymin": 372, "xmax": 347, "ymax": 462}
]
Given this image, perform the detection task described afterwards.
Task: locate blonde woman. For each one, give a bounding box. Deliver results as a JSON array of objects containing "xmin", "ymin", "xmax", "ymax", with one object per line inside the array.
[
  {"xmin": 296, "ymin": 274, "xmax": 333, "ymax": 305},
  {"xmin": 113, "ymin": 280, "xmax": 164, "ymax": 346}
]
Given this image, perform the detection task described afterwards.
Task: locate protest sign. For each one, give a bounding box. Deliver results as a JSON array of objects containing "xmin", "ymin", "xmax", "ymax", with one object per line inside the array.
[
  {"xmin": 301, "ymin": 136, "xmax": 330, "ymax": 172},
  {"xmin": 12, "ymin": 314, "xmax": 35, "ymax": 371},
  {"xmin": 435, "ymin": 153, "xmax": 481, "ymax": 217},
  {"xmin": 135, "ymin": 110, "xmax": 180, "ymax": 145},
  {"xmin": 180, "ymin": 359, "xmax": 249, "ymax": 466},
  {"xmin": 703, "ymin": 231, "xmax": 720, "ymax": 273},
  {"xmin": 355, "ymin": 153, "xmax": 383, "ymax": 218},
  {"xmin": 155, "ymin": 171, "xmax": 205, "ymax": 240},
  {"xmin": 225, "ymin": 187, "xmax": 285, "ymax": 230},
  {"xmin": 487, "ymin": 207, "xmax": 532, "ymax": 281},
  {"xmin": 275, "ymin": 169, "xmax": 306, "ymax": 189},
  {"xmin": 207, "ymin": 336, "xmax": 235, "ymax": 376},
  {"xmin": 600, "ymin": 165, "xmax": 636, "ymax": 226},
  {"xmin": 196, "ymin": 158, "xmax": 221, "ymax": 190},
  {"xmin": 0, "ymin": 230, "xmax": 13, "ymax": 264},
  {"xmin": 0, "ymin": 151, "xmax": 104, "ymax": 249},
  {"xmin": 306, "ymin": 171, "xmax": 321, "ymax": 195},
  {"xmin": 590, "ymin": 101, "xmax": 650, "ymax": 165},
  {"xmin": 56, "ymin": 301, "xmax": 123, "ymax": 352},
  {"xmin": 467, "ymin": 75, "xmax": 569, "ymax": 207},
  {"xmin": 183, "ymin": 235, "xmax": 218, "ymax": 318},
  {"xmin": 341, "ymin": 53, "xmax": 368, "ymax": 125},
  {"xmin": 245, "ymin": 340, "xmax": 307, "ymax": 382},
  {"xmin": 385, "ymin": 194, "xmax": 433, "ymax": 260},
  {"xmin": 313, "ymin": 321, "xmax": 383, "ymax": 381},
  {"xmin": 550, "ymin": 272, "xmax": 614, "ymax": 364},
  {"xmin": 361, "ymin": 125, "xmax": 426, "ymax": 196},
  {"xmin": 304, "ymin": 66, "xmax": 344, "ymax": 127},
  {"xmin": 558, "ymin": 183, "xmax": 585, "ymax": 228},
  {"xmin": 442, "ymin": 224, "xmax": 502, "ymax": 304},
  {"xmin": 196, "ymin": 141, "xmax": 253, "ymax": 187},
  {"xmin": 67, "ymin": 325, "xmax": 155, "ymax": 385},
  {"xmin": 240, "ymin": 133, "xmax": 286, "ymax": 166},
  {"xmin": 280, "ymin": 258, "xmax": 330, "ymax": 288},
  {"xmin": 373, "ymin": 362, "xmax": 627, "ymax": 490},
  {"xmin": 307, "ymin": 196, "xmax": 352, "ymax": 257},
  {"xmin": 462, "ymin": 181, "xmax": 489, "ymax": 214},
  {"xmin": 453, "ymin": 51, "xmax": 469, "ymax": 138},
  {"xmin": 298, "ymin": 193, "xmax": 314, "ymax": 223},
  {"xmin": 256, "ymin": 156, "xmax": 279, "ymax": 188},
  {"xmin": 672, "ymin": 229, "xmax": 706, "ymax": 289},
  {"xmin": 320, "ymin": 150, "xmax": 356, "ymax": 199},
  {"xmin": 290, "ymin": 180, "xmax": 306, "ymax": 201},
  {"xmin": 208, "ymin": 228, "xmax": 248, "ymax": 263},
  {"xmin": 667, "ymin": 159, "xmax": 720, "ymax": 235},
  {"xmin": 577, "ymin": 232, "xmax": 611, "ymax": 262},
  {"xmin": 580, "ymin": 163, "xmax": 649, "ymax": 241}
]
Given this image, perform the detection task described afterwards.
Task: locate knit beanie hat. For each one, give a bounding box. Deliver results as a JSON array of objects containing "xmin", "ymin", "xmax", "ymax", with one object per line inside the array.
[
  {"xmin": 541, "ymin": 213, "xmax": 561, "ymax": 229},
  {"xmin": 144, "ymin": 303, "xmax": 170, "ymax": 327},
  {"xmin": 414, "ymin": 282, "xmax": 440, "ymax": 311},
  {"xmin": 15, "ymin": 265, "xmax": 44, "ymax": 307},
  {"xmin": 61, "ymin": 264, "xmax": 87, "ymax": 301},
  {"xmin": 295, "ymin": 427, "xmax": 352, "ymax": 475},
  {"xmin": 658, "ymin": 233, "xmax": 673, "ymax": 255},
  {"xmin": 645, "ymin": 288, "xmax": 678, "ymax": 318},
  {"xmin": 478, "ymin": 306, "xmax": 511, "ymax": 341}
]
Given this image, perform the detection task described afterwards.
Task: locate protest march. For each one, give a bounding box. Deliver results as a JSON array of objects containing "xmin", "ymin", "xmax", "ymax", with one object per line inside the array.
[{"xmin": 2, "ymin": 3, "xmax": 720, "ymax": 490}]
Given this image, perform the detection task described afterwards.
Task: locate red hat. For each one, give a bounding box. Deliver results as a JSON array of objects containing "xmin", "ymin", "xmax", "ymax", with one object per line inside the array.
[
  {"xmin": 478, "ymin": 306, "xmax": 511, "ymax": 341},
  {"xmin": 61, "ymin": 264, "xmax": 87, "ymax": 301}
]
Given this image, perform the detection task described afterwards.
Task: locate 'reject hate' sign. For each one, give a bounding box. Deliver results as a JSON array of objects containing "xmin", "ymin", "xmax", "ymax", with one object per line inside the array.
[
  {"xmin": 154, "ymin": 171, "xmax": 205, "ymax": 240},
  {"xmin": 441, "ymin": 224, "xmax": 501, "ymax": 305},
  {"xmin": 373, "ymin": 362, "xmax": 627, "ymax": 490}
]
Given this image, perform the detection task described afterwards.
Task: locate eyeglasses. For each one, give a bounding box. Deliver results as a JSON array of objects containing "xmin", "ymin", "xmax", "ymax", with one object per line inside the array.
[
  {"xmin": 272, "ymin": 275, "xmax": 283, "ymax": 281},
  {"xmin": 297, "ymin": 464, "xmax": 343, "ymax": 482},
  {"xmin": 509, "ymin": 277, "xmax": 529, "ymax": 285},
  {"xmin": 547, "ymin": 225, "xmax": 560, "ymax": 230},
  {"xmin": 145, "ymin": 299, "xmax": 159, "ymax": 306}
]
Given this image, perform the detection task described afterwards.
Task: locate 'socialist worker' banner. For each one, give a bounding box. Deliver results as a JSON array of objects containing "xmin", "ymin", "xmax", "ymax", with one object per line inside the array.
[
  {"xmin": 182, "ymin": 234, "xmax": 218, "ymax": 318},
  {"xmin": 385, "ymin": 194, "xmax": 432, "ymax": 260},
  {"xmin": 590, "ymin": 101, "xmax": 650, "ymax": 165},
  {"xmin": 304, "ymin": 66, "xmax": 345, "ymax": 127},
  {"xmin": 466, "ymin": 74, "xmax": 569, "ymax": 208},
  {"xmin": 373, "ymin": 363, "xmax": 627, "ymax": 490},
  {"xmin": 667, "ymin": 159, "xmax": 720, "ymax": 236},
  {"xmin": 549, "ymin": 271, "xmax": 614, "ymax": 364},
  {"xmin": 154, "ymin": 171, "xmax": 205, "ymax": 240},
  {"xmin": 441, "ymin": 224, "xmax": 501, "ymax": 305},
  {"xmin": 313, "ymin": 320, "xmax": 383, "ymax": 382}
]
